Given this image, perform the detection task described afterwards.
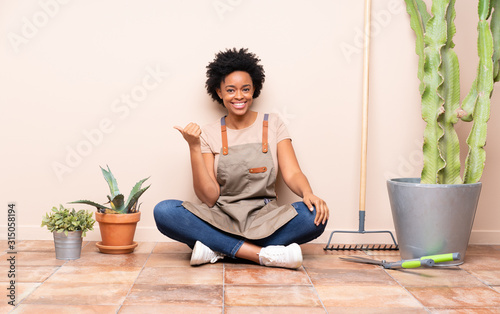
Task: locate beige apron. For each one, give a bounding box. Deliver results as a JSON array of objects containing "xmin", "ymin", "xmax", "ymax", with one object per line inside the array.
[{"xmin": 183, "ymin": 114, "xmax": 297, "ymax": 239}]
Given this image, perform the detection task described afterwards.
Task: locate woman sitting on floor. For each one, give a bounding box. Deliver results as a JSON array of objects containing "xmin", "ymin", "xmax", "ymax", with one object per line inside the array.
[{"xmin": 154, "ymin": 48, "xmax": 329, "ymax": 269}]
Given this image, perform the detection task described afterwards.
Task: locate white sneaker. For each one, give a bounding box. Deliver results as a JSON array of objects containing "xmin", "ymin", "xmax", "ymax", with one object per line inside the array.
[
  {"xmin": 258, "ymin": 243, "xmax": 303, "ymax": 269},
  {"xmin": 190, "ymin": 241, "xmax": 225, "ymax": 266}
]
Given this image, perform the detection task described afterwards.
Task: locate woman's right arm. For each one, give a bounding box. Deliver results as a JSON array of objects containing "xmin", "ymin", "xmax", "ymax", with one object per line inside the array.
[{"xmin": 174, "ymin": 123, "xmax": 220, "ymax": 207}]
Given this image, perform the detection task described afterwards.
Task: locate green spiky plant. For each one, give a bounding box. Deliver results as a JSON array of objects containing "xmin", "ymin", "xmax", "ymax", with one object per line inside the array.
[
  {"xmin": 70, "ymin": 166, "xmax": 151, "ymax": 214},
  {"xmin": 406, "ymin": 0, "xmax": 500, "ymax": 184}
]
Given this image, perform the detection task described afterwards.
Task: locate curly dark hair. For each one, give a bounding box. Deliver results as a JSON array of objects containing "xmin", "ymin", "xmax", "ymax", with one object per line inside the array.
[{"xmin": 206, "ymin": 48, "xmax": 265, "ymax": 106}]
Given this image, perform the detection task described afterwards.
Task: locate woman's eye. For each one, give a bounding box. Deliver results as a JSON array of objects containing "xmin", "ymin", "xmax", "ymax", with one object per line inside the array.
[
  {"xmin": 226, "ymin": 89, "xmax": 234, "ymax": 93},
  {"xmin": 243, "ymin": 88, "xmax": 250, "ymax": 92}
]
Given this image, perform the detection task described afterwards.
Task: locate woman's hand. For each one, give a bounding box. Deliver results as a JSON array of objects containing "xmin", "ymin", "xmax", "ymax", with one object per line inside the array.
[
  {"xmin": 277, "ymin": 139, "xmax": 329, "ymax": 226},
  {"xmin": 302, "ymin": 192, "xmax": 329, "ymax": 226},
  {"xmin": 174, "ymin": 122, "xmax": 220, "ymax": 206},
  {"xmin": 174, "ymin": 123, "xmax": 202, "ymax": 147}
]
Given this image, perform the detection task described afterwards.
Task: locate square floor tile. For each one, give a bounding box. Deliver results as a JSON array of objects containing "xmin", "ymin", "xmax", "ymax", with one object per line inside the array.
[
  {"xmin": 129, "ymin": 242, "xmax": 156, "ymax": 254},
  {"xmin": 66, "ymin": 252, "xmax": 149, "ymax": 267},
  {"xmin": 223, "ymin": 259, "xmax": 261, "ymax": 268},
  {"xmin": 153, "ymin": 242, "xmax": 192, "ymax": 254},
  {"xmin": 12, "ymin": 304, "xmax": 119, "ymax": 313},
  {"xmin": 460, "ymin": 254, "xmax": 500, "ymax": 271},
  {"xmin": 225, "ymin": 285, "xmax": 321, "ymax": 307},
  {"xmin": 0, "ymin": 266, "xmax": 58, "ymax": 282},
  {"xmin": 315, "ymin": 285, "xmax": 422, "ymax": 308},
  {"xmin": 428, "ymin": 308, "xmax": 500, "ymax": 313},
  {"xmin": 407, "ymin": 287, "xmax": 500, "ymax": 308},
  {"xmin": 135, "ymin": 267, "xmax": 222, "ymax": 285},
  {"xmin": 119, "ymin": 304, "xmax": 222, "ymax": 313},
  {"xmin": 146, "ymin": 253, "xmax": 211, "ymax": 268},
  {"xmin": 303, "ymin": 254, "xmax": 380, "ymax": 270},
  {"xmin": 389, "ymin": 268, "xmax": 485, "ymax": 287},
  {"xmin": 45, "ymin": 266, "xmax": 142, "ymax": 284},
  {"xmin": 307, "ymin": 268, "xmax": 397, "ymax": 286},
  {"xmin": 15, "ymin": 240, "xmax": 56, "ymax": 252},
  {"xmin": 22, "ymin": 282, "xmax": 131, "ymax": 305},
  {"xmin": 124, "ymin": 284, "xmax": 222, "ymax": 305},
  {"xmin": 0, "ymin": 252, "xmax": 66, "ymax": 266},
  {"xmin": 459, "ymin": 252, "xmax": 500, "ymax": 270},
  {"xmin": 1, "ymin": 282, "xmax": 40, "ymax": 306},
  {"xmin": 325, "ymin": 307, "xmax": 428, "ymax": 313},
  {"xmin": 225, "ymin": 306, "xmax": 326, "ymax": 313},
  {"xmin": 463, "ymin": 270, "xmax": 500, "ymax": 286},
  {"xmin": 223, "ymin": 260, "xmax": 262, "ymax": 268},
  {"xmin": 0, "ymin": 305, "xmax": 14, "ymax": 313},
  {"xmin": 225, "ymin": 266, "xmax": 310, "ymax": 285}
]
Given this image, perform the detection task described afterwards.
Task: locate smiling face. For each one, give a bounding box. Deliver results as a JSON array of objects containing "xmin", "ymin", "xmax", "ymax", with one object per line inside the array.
[{"xmin": 216, "ymin": 71, "xmax": 255, "ymax": 117}]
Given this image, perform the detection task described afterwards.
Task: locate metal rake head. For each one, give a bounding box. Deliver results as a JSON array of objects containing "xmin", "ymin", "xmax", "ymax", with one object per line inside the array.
[{"xmin": 324, "ymin": 244, "xmax": 399, "ymax": 251}]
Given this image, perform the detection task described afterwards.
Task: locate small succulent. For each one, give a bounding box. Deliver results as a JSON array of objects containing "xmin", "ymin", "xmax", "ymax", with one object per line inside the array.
[
  {"xmin": 41, "ymin": 205, "xmax": 95, "ymax": 236},
  {"xmin": 70, "ymin": 165, "xmax": 151, "ymax": 214}
]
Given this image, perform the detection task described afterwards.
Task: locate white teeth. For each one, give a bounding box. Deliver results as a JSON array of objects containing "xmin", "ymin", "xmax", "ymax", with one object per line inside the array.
[{"xmin": 233, "ymin": 102, "xmax": 245, "ymax": 108}]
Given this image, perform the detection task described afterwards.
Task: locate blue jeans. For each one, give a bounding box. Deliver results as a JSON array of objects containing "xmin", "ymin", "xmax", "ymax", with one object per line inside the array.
[{"xmin": 153, "ymin": 200, "xmax": 326, "ymax": 258}]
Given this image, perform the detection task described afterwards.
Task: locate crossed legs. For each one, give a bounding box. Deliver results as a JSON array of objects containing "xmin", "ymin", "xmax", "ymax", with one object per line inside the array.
[{"xmin": 153, "ymin": 199, "xmax": 326, "ymax": 265}]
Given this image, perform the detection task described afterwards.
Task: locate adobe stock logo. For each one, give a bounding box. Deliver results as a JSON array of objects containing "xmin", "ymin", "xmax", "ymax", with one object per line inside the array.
[
  {"xmin": 383, "ymin": 139, "xmax": 423, "ymax": 180},
  {"xmin": 8, "ymin": 0, "xmax": 71, "ymax": 53},
  {"xmin": 212, "ymin": 0, "xmax": 243, "ymax": 21},
  {"xmin": 51, "ymin": 65, "xmax": 169, "ymax": 182},
  {"xmin": 271, "ymin": 106, "xmax": 296, "ymax": 126},
  {"xmin": 340, "ymin": 0, "xmax": 404, "ymax": 63}
]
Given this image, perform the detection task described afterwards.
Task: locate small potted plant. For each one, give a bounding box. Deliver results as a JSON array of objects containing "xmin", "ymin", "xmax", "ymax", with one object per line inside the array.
[
  {"xmin": 70, "ymin": 166, "xmax": 150, "ymax": 254},
  {"xmin": 41, "ymin": 205, "xmax": 95, "ymax": 260}
]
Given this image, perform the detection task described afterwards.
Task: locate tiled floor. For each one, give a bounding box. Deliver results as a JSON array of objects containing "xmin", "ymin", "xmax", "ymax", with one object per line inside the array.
[{"xmin": 2, "ymin": 241, "xmax": 500, "ymax": 313}]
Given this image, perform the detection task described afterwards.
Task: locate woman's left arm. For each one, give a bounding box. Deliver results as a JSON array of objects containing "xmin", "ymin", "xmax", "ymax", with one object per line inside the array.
[{"xmin": 277, "ymin": 139, "xmax": 329, "ymax": 226}]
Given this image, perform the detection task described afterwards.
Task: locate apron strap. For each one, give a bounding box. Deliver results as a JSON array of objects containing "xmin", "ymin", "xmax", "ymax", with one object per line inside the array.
[
  {"xmin": 262, "ymin": 114, "xmax": 269, "ymax": 153},
  {"xmin": 221, "ymin": 114, "xmax": 268, "ymax": 155},
  {"xmin": 221, "ymin": 116, "xmax": 228, "ymax": 155}
]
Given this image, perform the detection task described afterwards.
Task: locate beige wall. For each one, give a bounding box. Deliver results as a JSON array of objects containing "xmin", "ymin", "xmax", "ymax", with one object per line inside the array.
[{"xmin": 1, "ymin": 0, "xmax": 498, "ymax": 244}]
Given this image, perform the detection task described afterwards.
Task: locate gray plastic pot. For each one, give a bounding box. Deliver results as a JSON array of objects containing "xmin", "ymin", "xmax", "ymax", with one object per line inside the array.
[
  {"xmin": 53, "ymin": 230, "xmax": 83, "ymax": 260},
  {"xmin": 387, "ymin": 178, "xmax": 481, "ymax": 266}
]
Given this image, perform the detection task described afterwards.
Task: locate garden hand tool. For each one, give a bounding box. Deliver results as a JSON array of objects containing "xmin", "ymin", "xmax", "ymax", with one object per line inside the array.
[{"xmin": 340, "ymin": 252, "xmax": 461, "ymax": 269}]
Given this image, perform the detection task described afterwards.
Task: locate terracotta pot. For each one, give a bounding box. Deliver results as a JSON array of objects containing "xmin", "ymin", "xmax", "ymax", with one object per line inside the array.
[{"xmin": 95, "ymin": 212, "xmax": 140, "ymax": 253}]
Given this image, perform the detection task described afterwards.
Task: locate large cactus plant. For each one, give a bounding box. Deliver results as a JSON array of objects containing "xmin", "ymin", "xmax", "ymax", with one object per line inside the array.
[
  {"xmin": 70, "ymin": 166, "xmax": 150, "ymax": 214},
  {"xmin": 406, "ymin": 0, "xmax": 500, "ymax": 184}
]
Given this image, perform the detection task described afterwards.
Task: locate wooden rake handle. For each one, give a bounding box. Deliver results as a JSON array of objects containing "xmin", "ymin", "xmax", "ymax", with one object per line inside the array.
[{"xmin": 360, "ymin": 0, "xmax": 372, "ymax": 214}]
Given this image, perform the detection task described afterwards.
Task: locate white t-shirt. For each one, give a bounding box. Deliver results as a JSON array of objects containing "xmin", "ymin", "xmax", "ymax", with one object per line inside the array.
[{"xmin": 200, "ymin": 112, "xmax": 291, "ymax": 176}]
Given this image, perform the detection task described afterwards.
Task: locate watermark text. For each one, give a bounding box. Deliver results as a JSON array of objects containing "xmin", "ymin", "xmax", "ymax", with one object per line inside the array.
[
  {"xmin": 51, "ymin": 65, "xmax": 168, "ymax": 182},
  {"xmin": 8, "ymin": 0, "xmax": 71, "ymax": 53},
  {"xmin": 340, "ymin": 0, "xmax": 404, "ymax": 63},
  {"xmin": 213, "ymin": 0, "xmax": 243, "ymax": 21},
  {"xmin": 6, "ymin": 203, "xmax": 17, "ymax": 306}
]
